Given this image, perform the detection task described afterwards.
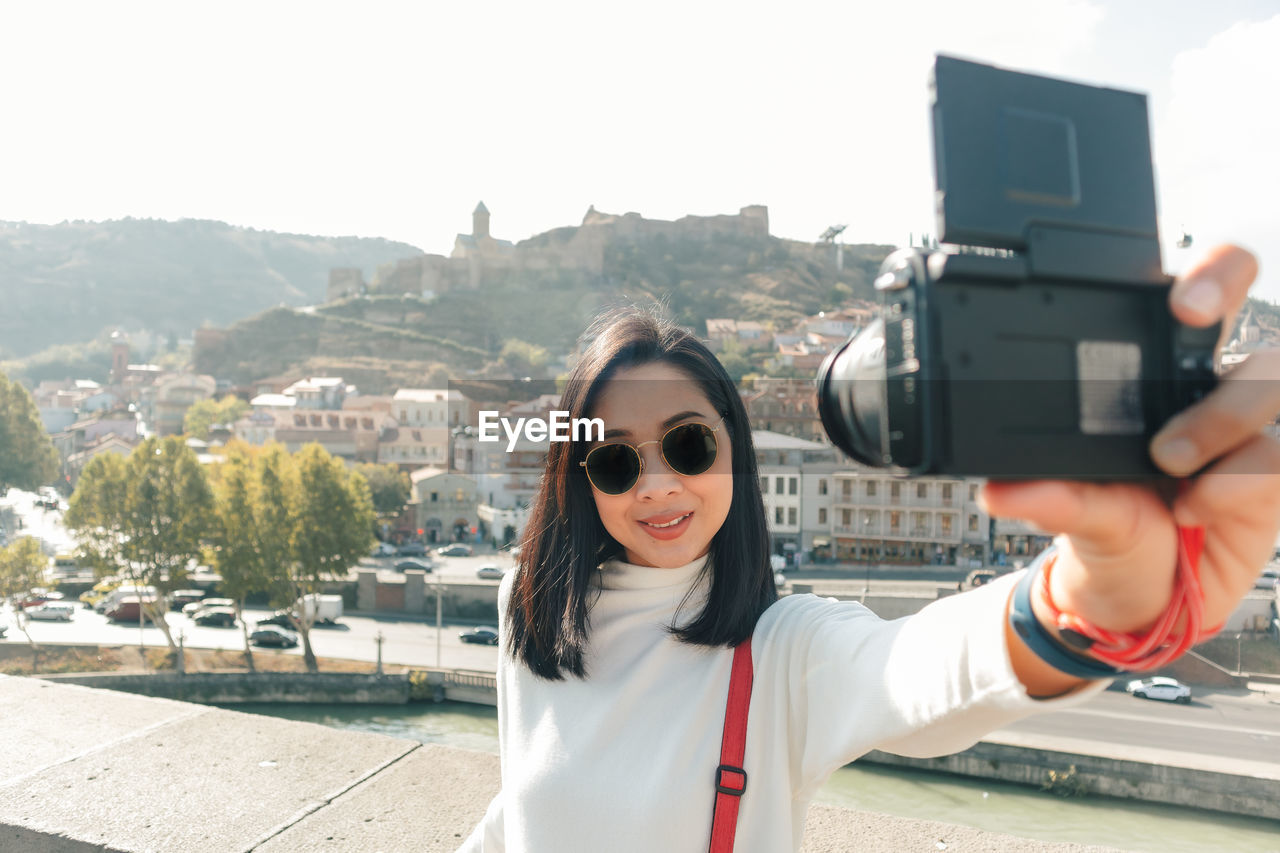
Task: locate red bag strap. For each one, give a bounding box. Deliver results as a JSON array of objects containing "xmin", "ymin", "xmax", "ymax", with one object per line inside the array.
[{"xmin": 709, "ymin": 637, "xmax": 754, "ymax": 853}]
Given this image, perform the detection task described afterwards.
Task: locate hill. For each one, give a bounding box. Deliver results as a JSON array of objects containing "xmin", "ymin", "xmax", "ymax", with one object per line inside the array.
[
  {"xmin": 0, "ymin": 218, "xmax": 422, "ymax": 360},
  {"xmin": 192, "ymin": 230, "xmax": 893, "ymax": 389}
]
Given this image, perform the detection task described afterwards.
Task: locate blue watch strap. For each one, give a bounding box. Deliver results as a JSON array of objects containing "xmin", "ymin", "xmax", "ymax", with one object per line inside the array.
[{"xmin": 1008, "ymin": 567, "xmax": 1126, "ymax": 680}]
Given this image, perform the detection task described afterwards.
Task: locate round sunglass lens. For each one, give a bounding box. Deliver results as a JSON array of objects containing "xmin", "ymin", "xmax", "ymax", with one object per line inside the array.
[
  {"xmin": 587, "ymin": 444, "xmax": 641, "ymax": 494},
  {"xmin": 663, "ymin": 423, "xmax": 717, "ymax": 476}
]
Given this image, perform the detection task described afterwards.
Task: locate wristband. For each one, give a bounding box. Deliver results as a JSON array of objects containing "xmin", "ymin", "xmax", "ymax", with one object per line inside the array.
[
  {"xmin": 1035, "ymin": 526, "xmax": 1221, "ymax": 671},
  {"xmin": 1008, "ymin": 566, "xmax": 1127, "ymax": 680}
]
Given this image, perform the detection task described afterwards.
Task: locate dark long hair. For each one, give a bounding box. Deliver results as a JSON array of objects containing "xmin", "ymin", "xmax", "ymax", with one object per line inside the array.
[{"xmin": 506, "ymin": 307, "xmax": 775, "ymax": 679}]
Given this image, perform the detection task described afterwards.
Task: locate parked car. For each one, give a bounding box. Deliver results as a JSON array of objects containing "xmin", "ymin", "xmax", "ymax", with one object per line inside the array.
[
  {"xmin": 370, "ymin": 542, "xmax": 397, "ymax": 557},
  {"xmin": 475, "ymin": 565, "xmax": 505, "ymax": 581},
  {"xmin": 169, "ymin": 590, "xmax": 207, "ymax": 611},
  {"xmin": 26, "ymin": 603, "xmax": 74, "ymax": 622},
  {"xmin": 436, "ymin": 544, "xmax": 474, "ymax": 557},
  {"xmin": 98, "ymin": 585, "xmax": 158, "ymax": 615},
  {"xmin": 184, "ymin": 597, "xmax": 235, "ymax": 617},
  {"xmin": 193, "ymin": 607, "xmax": 238, "ymax": 628},
  {"xmin": 256, "ymin": 610, "xmax": 296, "ymax": 629},
  {"xmin": 396, "ymin": 559, "xmax": 434, "ymax": 573},
  {"xmin": 1126, "ymin": 676, "xmax": 1192, "ymax": 704},
  {"xmin": 250, "ymin": 627, "xmax": 299, "ymax": 648},
  {"xmin": 459, "ymin": 626, "xmax": 499, "ymax": 645},
  {"xmin": 965, "ymin": 569, "xmax": 999, "ymax": 588},
  {"xmin": 19, "ymin": 590, "xmax": 65, "ymax": 609},
  {"xmin": 1255, "ymin": 567, "xmax": 1279, "ymax": 590},
  {"xmin": 397, "ymin": 541, "xmax": 429, "ymax": 556},
  {"xmin": 106, "ymin": 597, "xmax": 158, "ymax": 624},
  {"xmin": 80, "ymin": 579, "xmax": 121, "ymax": 608}
]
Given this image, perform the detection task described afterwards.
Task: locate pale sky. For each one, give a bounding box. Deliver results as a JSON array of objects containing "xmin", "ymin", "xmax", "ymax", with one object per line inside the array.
[{"xmin": 3, "ymin": 0, "xmax": 1277, "ymax": 302}]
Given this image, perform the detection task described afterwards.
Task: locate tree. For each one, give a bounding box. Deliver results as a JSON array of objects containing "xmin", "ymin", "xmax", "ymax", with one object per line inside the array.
[
  {"xmin": 184, "ymin": 395, "xmax": 250, "ymax": 440},
  {"xmin": 65, "ymin": 453, "xmax": 130, "ymax": 578},
  {"xmin": 0, "ymin": 372, "xmax": 59, "ymax": 494},
  {"xmin": 286, "ymin": 444, "xmax": 374, "ymax": 672},
  {"xmin": 209, "ymin": 442, "xmax": 281, "ymax": 672},
  {"xmin": 499, "ymin": 338, "xmax": 550, "ymax": 377},
  {"xmin": 716, "ymin": 338, "xmax": 753, "ymax": 385},
  {"xmin": 354, "ymin": 462, "xmax": 411, "ymax": 522},
  {"xmin": 66, "ymin": 437, "xmax": 215, "ymax": 649},
  {"xmin": 0, "ymin": 537, "xmax": 51, "ymax": 648}
]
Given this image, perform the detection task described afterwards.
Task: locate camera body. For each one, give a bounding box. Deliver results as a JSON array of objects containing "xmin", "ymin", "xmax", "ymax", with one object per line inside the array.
[{"xmin": 817, "ymin": 56, "xmax": 1219, "ymax": 479}]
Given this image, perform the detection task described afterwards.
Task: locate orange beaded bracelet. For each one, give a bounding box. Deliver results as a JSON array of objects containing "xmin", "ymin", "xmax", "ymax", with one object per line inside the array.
[{"xmin": 1034, "ymin": 525, "xmax": 1223, "ymax": 672}]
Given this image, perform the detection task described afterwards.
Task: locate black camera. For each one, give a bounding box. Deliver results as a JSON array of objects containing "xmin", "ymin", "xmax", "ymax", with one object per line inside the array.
[{"xmin": 817, "ymin": 56, "xmax": 1219, "ymax": 479}]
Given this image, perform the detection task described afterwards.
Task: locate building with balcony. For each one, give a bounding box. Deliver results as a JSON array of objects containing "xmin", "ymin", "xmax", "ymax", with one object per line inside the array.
[
  {"xmin": 828, "ymin": 469, "xmax": 975, "ymax": 566},
  {"xmin": 409, "ymin": 468, "xmax": 479, "ymax": 545},
  {"xmin": 752, "ymin": 430, "xmax": 838, "ymax": 561}
]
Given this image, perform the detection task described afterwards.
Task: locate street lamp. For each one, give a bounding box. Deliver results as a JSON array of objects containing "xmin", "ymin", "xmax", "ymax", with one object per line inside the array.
[
  {"xmin": 375, "ymin": 630, "xmax": 385, "ymax": 676},
  {"xmin": 435, "ymin": 568, "xmax": 445, "ymax": 666},
  {"xmin": 861, "ymin": 515, "xmax": 873, "ymax": 599}
]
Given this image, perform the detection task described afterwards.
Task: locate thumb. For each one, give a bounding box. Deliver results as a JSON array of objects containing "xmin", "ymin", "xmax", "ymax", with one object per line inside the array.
[{"xmin": 980, "ymin": 480, "xmax": 1172, "ymax": 566}]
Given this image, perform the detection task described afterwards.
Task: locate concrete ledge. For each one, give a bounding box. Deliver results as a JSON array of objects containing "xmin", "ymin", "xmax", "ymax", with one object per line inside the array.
[
  {"xmin": 36, "ymin": 672, "xmax": 411, "ymax": 704},
  {"xmin": 28, "ymin": 672, "xmax": 1278, "ymax": 821},
  {"xmin": 0, "ymin": 675, "xmax": 1127, "ymax": 852}
]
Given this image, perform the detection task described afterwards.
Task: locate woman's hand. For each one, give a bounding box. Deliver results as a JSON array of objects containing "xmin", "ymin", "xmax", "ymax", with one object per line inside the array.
[{"xmin": 983, "ymin": 246, "xmax": 1280, "ymax": 692}]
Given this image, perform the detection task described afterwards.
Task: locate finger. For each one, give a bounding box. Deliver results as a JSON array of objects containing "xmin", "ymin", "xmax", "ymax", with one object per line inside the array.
[
  {"xmin": 1171, "ymin": 433, "xmax": 1280, "ymax": 534},
  {"xmin": 1168, "ymin": 244, "xmax": 1259, "ymax": 331},
  {"xmin": 1171, "ymin": 435, "xmax": 1280, "ymax": 623},
  {"xmin": 1151, "ymin": 348, "xmax": 1280, "ymax": 477},
  {"xmin": 980, "ymin": 480, "xmax": 1167, "ymax": 560}
]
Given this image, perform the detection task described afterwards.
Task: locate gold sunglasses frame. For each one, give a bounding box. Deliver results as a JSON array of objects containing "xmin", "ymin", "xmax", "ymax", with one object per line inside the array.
[{"xmin": 578, "ymin": 416, "xmax": 725, "ymax": 495}]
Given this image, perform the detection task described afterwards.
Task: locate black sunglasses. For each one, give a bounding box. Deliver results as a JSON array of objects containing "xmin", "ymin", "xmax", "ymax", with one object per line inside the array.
[{"xmin": 579, "ymin": 417, "xmax": 725, "ymax": 495}]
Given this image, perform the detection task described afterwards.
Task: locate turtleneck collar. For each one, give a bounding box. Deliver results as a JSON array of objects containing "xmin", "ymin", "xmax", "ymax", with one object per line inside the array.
[{"xmin": 596, "ymin": 553, "xmax": 709, "ymax": 591}]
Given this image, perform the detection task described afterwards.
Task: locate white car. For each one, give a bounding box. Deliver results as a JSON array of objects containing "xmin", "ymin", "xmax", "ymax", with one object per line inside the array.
[
  {"xmin": 1125, "ymin": 676, "xmax": 1192, "ymax": 704},
  {"xmin": 184, "ymin": 597, "xmax": 235, "ymax": 617},
  {"xmin": 476, "ymin": 565, "xmax": 506, "ymax": 581},
  {"xmin": 26, "ymin": 603, "xmax": 74, "ymax": 622}
]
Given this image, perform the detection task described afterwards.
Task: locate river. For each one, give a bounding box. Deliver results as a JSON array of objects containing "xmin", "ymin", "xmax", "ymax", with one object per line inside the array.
[{"xmin": 224, "ymin": 702, "xmax": 1280, "ymax": 852}]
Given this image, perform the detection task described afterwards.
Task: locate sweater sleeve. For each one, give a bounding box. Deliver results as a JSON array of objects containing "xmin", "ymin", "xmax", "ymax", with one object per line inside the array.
[
  {"xmin": 765, "ymin": 571, "xmax": 1107, "ymax": 799},
  {"xmin": 456, "ymin": 791, "xmax": 505, "ymax": 852}
]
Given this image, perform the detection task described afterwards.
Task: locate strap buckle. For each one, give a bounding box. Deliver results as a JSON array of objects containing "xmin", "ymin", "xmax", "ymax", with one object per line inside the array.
[{"xmin": 715, "ymin": 764, "xmax": 747, "ymax": 796}]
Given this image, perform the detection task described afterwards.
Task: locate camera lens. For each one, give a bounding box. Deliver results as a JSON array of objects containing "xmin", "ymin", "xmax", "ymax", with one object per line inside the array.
[{"xmin": 816, "ymin": 318, "xmax": 888, "ymax": 467}]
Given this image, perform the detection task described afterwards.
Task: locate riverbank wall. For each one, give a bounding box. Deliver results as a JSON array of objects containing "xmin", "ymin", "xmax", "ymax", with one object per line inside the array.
[{"xmin": 32, "ymin": 669, "xmax": 1280, "ymax": 822}]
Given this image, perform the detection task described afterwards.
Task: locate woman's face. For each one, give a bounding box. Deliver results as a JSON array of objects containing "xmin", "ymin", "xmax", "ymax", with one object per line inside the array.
[{"xmin": 585, "ymin": 361, "xmax": 734, "ymax": 569}]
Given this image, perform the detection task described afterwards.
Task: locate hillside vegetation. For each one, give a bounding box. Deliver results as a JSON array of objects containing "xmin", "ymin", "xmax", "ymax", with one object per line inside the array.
[
  {"xmin": 0, "ymin": 218, "xmax": 421, "ymax": 360},
  {"xmin": 191, "ymin": 232, "xmax": 892, "ymax": 389}
]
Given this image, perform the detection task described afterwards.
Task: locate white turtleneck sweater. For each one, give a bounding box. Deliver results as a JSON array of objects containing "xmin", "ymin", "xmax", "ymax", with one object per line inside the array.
[{"xmin": 460, "ymin": 557, "xmax": 1101, "ymax": 853}]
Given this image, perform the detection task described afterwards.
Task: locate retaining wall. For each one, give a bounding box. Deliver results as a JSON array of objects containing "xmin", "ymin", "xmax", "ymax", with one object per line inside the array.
[
  {"xmin": 866, "ymin": 740, "xmax": 1280, "ymax": 822},
  {"xmin": 38, "ymin": 671, "xmax": 411, "ymax": 704}
]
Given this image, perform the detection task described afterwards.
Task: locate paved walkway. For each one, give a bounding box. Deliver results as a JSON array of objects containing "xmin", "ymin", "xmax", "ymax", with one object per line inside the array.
[{"xmin": 0, "ymin": 674, "xmax": 1130, "ymax": 852}]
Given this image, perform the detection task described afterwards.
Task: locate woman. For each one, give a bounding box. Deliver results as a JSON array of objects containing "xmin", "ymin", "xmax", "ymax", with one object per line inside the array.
[{"xmin": 462, "ymin": 245, "xmax": 1279, "ymax": 852}]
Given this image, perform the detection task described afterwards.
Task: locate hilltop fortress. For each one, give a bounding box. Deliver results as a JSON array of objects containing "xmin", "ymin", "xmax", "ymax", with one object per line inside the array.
[{"xmin": 328, "ymin": 203, "xmax": 772, "ymax": 300}]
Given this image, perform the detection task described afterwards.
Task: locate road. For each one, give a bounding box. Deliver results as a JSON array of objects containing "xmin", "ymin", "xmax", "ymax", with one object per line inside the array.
[{"xmin": 3, "ymin": 599, "xmax": 503, "ymax": 672}]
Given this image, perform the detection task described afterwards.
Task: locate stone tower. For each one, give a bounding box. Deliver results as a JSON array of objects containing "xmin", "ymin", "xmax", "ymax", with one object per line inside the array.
[
  {"xmin": 473, "ymin": 202, "xmax": 490, "ymax": 239},
  {"xmin": 110, "ymin": 331, "xmax": 129, "ymax": 385},
  {"xmin": 1240, "ymin": 307, "xmax": 1260, "ymax": 346}
]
